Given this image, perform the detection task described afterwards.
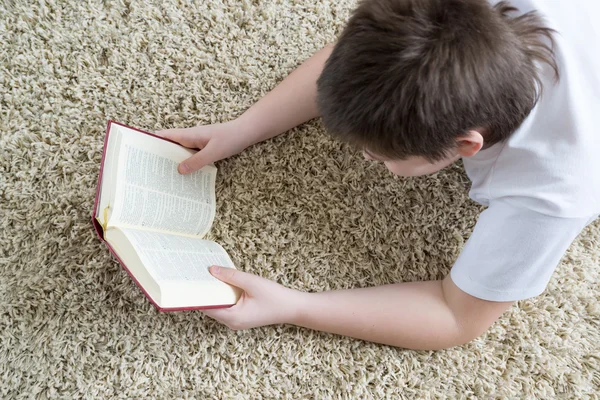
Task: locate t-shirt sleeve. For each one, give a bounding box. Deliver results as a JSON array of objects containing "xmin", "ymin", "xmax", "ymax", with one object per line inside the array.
[{"xmin": 450, "ymin": 200, "xmax": 597, "ymax": 302}]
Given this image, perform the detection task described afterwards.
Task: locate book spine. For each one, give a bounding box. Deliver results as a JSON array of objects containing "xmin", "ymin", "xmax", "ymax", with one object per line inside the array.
[{"xmin": 92, "ymin": 120, "xmax": 113, "ymax": 239}]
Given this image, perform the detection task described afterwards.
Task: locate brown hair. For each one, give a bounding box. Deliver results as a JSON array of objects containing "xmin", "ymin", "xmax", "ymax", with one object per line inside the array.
[{"xmin": 317, "ymin": 0, "xmax": 558, "ymax": 161}]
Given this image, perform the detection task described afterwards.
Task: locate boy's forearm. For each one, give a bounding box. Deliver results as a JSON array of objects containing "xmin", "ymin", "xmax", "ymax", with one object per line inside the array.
[
  {"xmin": 237, "ymin": 45, "xmax": 333, "ymax": 146},
  {"xmin": 289, "ymin": 280, "xmax": 475, "ymax": 350}
]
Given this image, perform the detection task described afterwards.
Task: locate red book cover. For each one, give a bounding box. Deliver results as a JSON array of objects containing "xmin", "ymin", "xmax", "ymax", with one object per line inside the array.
[{"xmin": 93, "ymin": 120, "xmax": 233, "ymax": 312}]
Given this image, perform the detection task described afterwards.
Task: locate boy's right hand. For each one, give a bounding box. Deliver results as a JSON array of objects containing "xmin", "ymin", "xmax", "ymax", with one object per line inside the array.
[{"xmin": 156, "ymin": 120, "xmax": 250, "ymax": 174}]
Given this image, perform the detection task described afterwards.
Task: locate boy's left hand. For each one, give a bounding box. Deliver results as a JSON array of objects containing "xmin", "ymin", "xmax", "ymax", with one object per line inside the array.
[{"xmin": 203, "ymin": 266, "xmax": 303, "ymax": 330}]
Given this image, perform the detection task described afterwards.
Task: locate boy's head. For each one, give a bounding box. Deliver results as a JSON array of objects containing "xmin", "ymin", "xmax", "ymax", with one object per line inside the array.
[{"xmin": 317, "ymin": 0, "xmax": 557, "ymax": 176}]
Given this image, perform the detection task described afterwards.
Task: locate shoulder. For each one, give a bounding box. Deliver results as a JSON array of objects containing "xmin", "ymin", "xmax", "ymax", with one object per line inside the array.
[{"xmin": 451, "ymin": 200, "xmax": 597, "ymax": 302}]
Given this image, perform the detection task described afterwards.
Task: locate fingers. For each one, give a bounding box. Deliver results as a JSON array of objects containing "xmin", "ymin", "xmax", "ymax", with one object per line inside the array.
[
  {"xmin": 202, "ymin": 308, "xmax": 229, "ymax": 321},
  {"xmin": 155, "ymin": 126, "xmax": 221, "ymax": 174},
  {"xmin": 209, "ymin": 266, "xmax": 258, "ymax": 292},
  {"xmin": 202, "ymin": 307, "xmax": 245, "ymax": 331},
  {"xmin": 155, "ymin": 127, "xmax": 206, "ymax": 149},
  {"xmin": 178, "ymin": 141, "xmax": 220, "ymax": 174}
]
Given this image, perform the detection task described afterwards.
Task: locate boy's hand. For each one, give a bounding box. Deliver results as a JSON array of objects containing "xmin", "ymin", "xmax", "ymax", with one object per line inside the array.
[
  {"xmin": 156, "ymin": 45, "xmax": 332, "ymax": 174},
  {"xmin": 156, "ymin": 120, "xmax": 251, "ymax": 174},
  {"xmin": 203, "ymin": 266, "xmax": 304, "ymax": 330}
]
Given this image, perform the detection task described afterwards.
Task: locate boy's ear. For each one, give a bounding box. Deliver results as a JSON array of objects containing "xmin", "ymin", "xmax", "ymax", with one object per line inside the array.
[{"xmin": 456, "ymin": 130, "xmax": 484, "ymax": 157}]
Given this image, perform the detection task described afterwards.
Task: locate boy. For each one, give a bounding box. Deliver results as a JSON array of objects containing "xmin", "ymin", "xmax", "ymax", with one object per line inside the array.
[{"xmin": 157, "ymin": 0, "xmax": 600, "ymax": 350}]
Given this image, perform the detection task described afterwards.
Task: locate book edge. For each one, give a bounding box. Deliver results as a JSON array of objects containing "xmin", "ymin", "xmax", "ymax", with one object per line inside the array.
[{"xmin": 109, "ymin": 120, "xmax": 184, "ymax": 146}]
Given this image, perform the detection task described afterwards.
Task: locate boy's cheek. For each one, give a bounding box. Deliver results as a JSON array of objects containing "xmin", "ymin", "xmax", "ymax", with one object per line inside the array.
[
  {"xmin": 384, "ymin": 157, "xmax": 456, "ymax": 176},
  {"xmin": 384, "ymin": 162, "xmax": 407, "ymax": 176},
  {"xmin": 384, "ymin": 160, "xmax": 425, "ymax": 177}
]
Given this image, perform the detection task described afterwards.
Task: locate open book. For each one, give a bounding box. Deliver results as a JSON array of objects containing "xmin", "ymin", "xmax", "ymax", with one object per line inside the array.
[{"xmin": 93, "ymin": 121, "xmax": 241, "ymax": 311}]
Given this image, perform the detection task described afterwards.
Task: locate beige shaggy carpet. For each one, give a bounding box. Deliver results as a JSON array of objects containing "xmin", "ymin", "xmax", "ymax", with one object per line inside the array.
[{"xmin": 1, "ymin": 0, "xmax": 599, "ymax": 398}]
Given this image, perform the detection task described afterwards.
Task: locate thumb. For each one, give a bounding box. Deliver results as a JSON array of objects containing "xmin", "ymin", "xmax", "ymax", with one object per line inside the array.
[
  {"xmin": 210, "ymin": 266, "xmax": 257, "ymax": 291},
  {"xmin": 178, "ymin": 142, "xmax": 218, "ymax": 174}
]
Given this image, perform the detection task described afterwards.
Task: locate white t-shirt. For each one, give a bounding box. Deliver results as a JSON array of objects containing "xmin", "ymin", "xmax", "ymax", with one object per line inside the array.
[{"xmin": 451, "ymin": 0, "xmax": 600, "ymax": 301}]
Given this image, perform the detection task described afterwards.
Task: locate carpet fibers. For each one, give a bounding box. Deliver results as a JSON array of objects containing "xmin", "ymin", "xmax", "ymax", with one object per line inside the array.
[{"xmin": 1, "ymin": 0, "xmax": 599, "ymax": 398}]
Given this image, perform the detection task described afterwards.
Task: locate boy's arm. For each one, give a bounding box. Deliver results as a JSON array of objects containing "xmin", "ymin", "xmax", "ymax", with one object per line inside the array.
[
  {"xmin": 239, "ymin": 44, "xmax": 333, "ymax": 146},
  {"xmin": 291, "ymin": 276, "xmax": 514, "ymax": 350},
  {"xmin": 158, "ymin": 45, "xmax": 333, "ymax": 174},
  {"xmin": 204, "ymin": 267, "xmax": 514, "ymax": 350}
]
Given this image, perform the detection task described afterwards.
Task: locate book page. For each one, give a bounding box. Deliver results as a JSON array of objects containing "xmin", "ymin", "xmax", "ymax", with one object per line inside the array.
[
  {"xmin": 120, "ymin": 227, "xmax": 236, "ymax": 283},
  {"xmin": 109, "ymin": 126, "xmax": 217, "ymax": 238}
]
